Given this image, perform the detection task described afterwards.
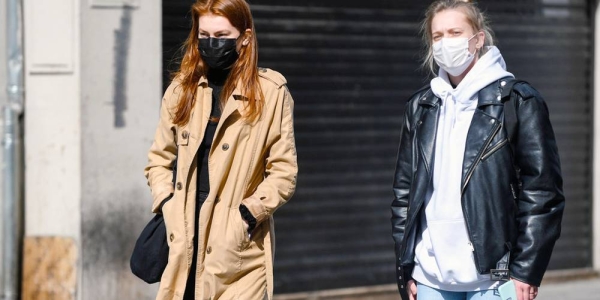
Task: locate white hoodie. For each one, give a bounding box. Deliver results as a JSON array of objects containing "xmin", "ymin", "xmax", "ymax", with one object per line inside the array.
[{"xmin": 412, "ymin": 46, "xmax": 513, "ymax": 291}]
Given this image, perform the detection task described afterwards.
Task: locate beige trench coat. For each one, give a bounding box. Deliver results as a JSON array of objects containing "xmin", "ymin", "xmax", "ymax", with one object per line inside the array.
[{"xmin": 145, "ymin": 68, "xmax": 297, "ymax": 300}]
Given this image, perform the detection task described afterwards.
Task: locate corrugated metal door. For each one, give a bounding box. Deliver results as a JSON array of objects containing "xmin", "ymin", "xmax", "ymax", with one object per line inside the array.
[
  {"xmin": 162, "ymin": 0, "xmax": 593, "ymax": 294},
  {"xmin": 483, "ymin": 0, "xmax": 593, "ymax": 271}
]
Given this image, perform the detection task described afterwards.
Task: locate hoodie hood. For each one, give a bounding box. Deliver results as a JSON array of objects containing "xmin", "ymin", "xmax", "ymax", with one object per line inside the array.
[{"xmin": 431, "ymin": 46, "xmax": 514, "ymax": 105}]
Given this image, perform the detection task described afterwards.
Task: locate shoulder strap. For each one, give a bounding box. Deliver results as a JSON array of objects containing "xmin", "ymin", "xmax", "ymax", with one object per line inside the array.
[
  {"xmin": 501, "ymin": 79, "xmax": 528, "ymax": 198},
  {"xmin": 501, "ymin": 79, "xmax": 528, "ymax": 144}
]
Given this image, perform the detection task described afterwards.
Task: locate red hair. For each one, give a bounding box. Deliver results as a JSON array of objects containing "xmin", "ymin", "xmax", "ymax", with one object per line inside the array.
[{"xmin": 172, "ymin": 0, "xmax": 263, "ymax": 126}]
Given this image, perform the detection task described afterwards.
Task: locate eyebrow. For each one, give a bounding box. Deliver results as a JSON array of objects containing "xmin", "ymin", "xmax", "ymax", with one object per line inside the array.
[
  {"xmin": 198, "ymin": 29, "xmax": 232, "ymax": 35},
  {"xmin": 432, "ymin": 27, "xmax": 463, "ymax": 34}
]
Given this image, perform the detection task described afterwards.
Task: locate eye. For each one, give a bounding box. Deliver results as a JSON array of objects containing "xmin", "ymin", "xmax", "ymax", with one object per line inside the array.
[
  {"xmin": 432, "ymin": 35, "xmax": 442, "ymax": 41},
  {"xmin": 452, "ymin": 31, "xmax": 462, "ymax": 36},
  {"xmin": 198, "ymin": 32, "xmax": 209, "ymax": 38}
]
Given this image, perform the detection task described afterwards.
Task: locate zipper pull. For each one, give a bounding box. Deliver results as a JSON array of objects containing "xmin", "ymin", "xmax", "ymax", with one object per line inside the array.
[{"xmin": 468, "ymin": 242, "xmax": 475, "ymax": 252}]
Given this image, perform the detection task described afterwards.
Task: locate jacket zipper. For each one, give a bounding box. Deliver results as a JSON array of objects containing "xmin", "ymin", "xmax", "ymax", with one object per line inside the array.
[
  {"xmin": 460, "ymin": 121, "xmax": 501, "ymax": 273},
  {"xmin": 461, "ymin": 123, "xmax": 501, "ymax": 193},
  {"xmin": 480, "ymin": 139, "xmax": 508, "ymax": 161}
]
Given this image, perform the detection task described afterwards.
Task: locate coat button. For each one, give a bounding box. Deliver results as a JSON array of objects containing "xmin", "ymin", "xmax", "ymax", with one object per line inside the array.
[
  {"xmin": 176, "ymin": 182, "xmax": 182, "ymax": 190},
  {"xmin": 497, "ymin": 95, "xmax": 502, "ymax": 101},
  {"xmin": 169, "ymin": 233, "xmax": 174, "ymax": 242},
  {"xmin": 400, "ymin": 285, "xmax": 404, "ymax": 288},
  {"xmin": 399, "ymin": 275, "xmax": 402, "ymax": 279},
  {"xmin": 501, "ymin": 81, "xmax": 506, "ymax": 87},
  {"xmin": 182, "ymin": 130, "xmax": 189, "ymax": 139},
  {"xmin": 222, "ymin": 143, "xmax": 229, "ymax": 151},
  {"xmin": 206, "ymin": 246, "xmax": 212, "ymax": 254}
]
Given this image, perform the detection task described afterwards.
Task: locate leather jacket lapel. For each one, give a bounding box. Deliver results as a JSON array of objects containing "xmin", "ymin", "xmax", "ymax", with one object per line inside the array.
[
  {"xmin": 461, "ymin": 81, "xmax": 504, "ymax": 192},
  {"xmin": 416, "ymin": 91, "xmax": 440, "ymax": 176}
]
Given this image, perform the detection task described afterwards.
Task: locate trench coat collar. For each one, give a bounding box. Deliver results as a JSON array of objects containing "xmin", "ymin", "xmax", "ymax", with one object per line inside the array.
[
  {"xmin": 180, "ymin": 76, "xmax": 249, "ymax": 178},
  {"xmin": 197, "ymin": 75, "xmax": 249, "ymax": 122}
]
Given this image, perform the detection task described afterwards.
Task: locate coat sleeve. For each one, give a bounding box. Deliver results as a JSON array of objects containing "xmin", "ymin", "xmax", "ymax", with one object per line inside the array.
[
  {"xmin": 241, "ymin": 86, "xmax": 298, "ymax": 225},
  {"xmin": 509, "ymin": 84, "xmax": 565, "ymax": 286},
  {"xmin": 391, "ymin": 101, "xmax": 415, "ymax": 299},
  {"xmin": 144, "ymin": 82, "xmax": 180, "ymax": 213}
]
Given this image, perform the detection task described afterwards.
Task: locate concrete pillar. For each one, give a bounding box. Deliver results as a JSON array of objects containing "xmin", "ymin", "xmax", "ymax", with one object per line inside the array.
[
  {"xmin": 23, "ymin": 0, "xmax": 161, "ymax": 299},
  {"xmin": 23, "ymin": 0, "xmax": 81, "ymax": 298},
  {"xmin": 79, "ymin": 1, "xmax": 161, "ymax": 299}
]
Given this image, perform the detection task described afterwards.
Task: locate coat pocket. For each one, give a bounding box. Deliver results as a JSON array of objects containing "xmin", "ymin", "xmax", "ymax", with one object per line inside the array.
[{"xmin": 234, "ymin": 208, "xmax": 251, "ymax": 251}]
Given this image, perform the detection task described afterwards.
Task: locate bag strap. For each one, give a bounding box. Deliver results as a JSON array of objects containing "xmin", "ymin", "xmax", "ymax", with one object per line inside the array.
[
  {"xmin": 501, "ymin": 79, "xmax": 528, "ymax": 197},
  {"xmin": 500, "ymin": 79, "xmax": 528, "ymax": 145}
]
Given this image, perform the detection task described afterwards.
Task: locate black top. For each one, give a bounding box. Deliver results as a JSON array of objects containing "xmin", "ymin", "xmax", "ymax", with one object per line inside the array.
[{"xmin": 196, "ymin": 69, "xmax": 228, "ymax": 195}]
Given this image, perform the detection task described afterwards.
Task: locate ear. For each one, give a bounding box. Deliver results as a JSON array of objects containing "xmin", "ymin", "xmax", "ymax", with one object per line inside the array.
[
  {"xmin": 242, "ymin": 28, "xmax": 252, "ymax": 46},
  {"xmin": 476, "ymin": 31, "xmax": 485, "ymax": 49}
]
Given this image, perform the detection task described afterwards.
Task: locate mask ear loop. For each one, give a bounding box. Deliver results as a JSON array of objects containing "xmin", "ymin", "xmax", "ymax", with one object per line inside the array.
[{"xmin": 468, "ymin": 32, "xmax": 483, "ymax": 55}]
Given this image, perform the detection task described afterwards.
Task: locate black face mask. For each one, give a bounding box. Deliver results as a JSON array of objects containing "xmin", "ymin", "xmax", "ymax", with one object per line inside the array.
[{"xmin": 198, "ymin": 37, "xmax": 239, "ymax": 70}]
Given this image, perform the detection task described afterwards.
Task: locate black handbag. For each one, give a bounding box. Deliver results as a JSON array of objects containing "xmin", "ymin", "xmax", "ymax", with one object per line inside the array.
[
  {"xmin": 130, "ymin": 159, "xmax": 177, "ymax": 283},
  {"xmin": 130, "ymin": 213, "xmax": 169, "ymax": 283}
]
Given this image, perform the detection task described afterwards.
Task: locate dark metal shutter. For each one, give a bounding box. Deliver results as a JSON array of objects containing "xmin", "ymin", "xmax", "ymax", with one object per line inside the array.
[
  {"xmin": 249, "ymin": 1, "xmax": 430, "ymax": 293},
  {"xmin": 162, "ymin": 0, "xmax": 593, "ymax": 294},
  {"xmin": 162, "ymin": 1, "xmax": 195, "ymax": 92},
  {"xmin": 479, "ymin": 0, "xmax": 594, "ymax": 271}
]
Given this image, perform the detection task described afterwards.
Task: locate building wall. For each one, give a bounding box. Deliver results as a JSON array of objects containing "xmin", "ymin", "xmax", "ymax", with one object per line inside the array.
[
  {"xmin": 23, "ymin": 0, "xmax": 81, "ymax": 245},
  {"xmin": 79, "ymin": 1, "xmax": 161, "ymax": 299},
  {"xmin": 21, "ymin": 0, "xmax": 161, "ymax": 299}
]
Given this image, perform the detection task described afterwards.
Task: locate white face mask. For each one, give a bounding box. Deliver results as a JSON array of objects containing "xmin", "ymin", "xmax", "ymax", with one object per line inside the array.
[{"xmin": 432, "ymin": 34, "xmax": 477, "ymax": 76}]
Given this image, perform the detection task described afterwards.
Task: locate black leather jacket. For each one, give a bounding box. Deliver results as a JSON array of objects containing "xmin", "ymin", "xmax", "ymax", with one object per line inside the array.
[{"xmin": 391, "ymin": 79, "xmax": 564, "ymax": 299}]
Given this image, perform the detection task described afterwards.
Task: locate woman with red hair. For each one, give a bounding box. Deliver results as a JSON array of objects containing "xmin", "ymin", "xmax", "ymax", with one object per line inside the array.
[{"xmin": 144, "ymin": 0, "xmax": 298, "ymax": 299}]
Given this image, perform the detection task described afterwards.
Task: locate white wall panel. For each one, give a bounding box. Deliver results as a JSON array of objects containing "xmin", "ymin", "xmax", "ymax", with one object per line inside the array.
[{"xmin": 26, "ymin": 0, "xmax": 75, "ymax": 74}]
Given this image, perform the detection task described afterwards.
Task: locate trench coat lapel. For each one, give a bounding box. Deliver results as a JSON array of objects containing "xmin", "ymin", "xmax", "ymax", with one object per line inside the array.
[
  {"xmin": 184, "ymin": 78, "xmax": 212, "ymax": 172},
  {"xmin": 215, "ymin": 84, "xmax": 247, "ymax": 137}
]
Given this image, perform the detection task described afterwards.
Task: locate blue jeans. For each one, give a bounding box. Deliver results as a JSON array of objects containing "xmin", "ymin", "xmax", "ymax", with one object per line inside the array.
[{"xmin": 417, "ymin": 283, "xmax": 501, "ymax": 300}]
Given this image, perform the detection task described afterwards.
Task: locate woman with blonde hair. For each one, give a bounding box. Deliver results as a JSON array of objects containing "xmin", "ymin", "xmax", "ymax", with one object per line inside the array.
[
  {"xmin": 145, "ymin": 0, "xmax": 297, "ymax": 299},
  {"xmin": 391, "ymin": 1, "xmax": 564, "ymax": 300}
]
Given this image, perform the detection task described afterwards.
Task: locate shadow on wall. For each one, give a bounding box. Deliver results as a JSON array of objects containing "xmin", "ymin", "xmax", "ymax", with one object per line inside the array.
[
  {"xmin": 113, "ymin": 7, "xmax": 133, "ymax": 128},
  {"xmin": 82, "ymin": 187, "xmax": 157, "ymax": 299}
]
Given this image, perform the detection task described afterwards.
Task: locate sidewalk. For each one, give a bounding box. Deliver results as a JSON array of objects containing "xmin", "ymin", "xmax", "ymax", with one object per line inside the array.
[
  {"xmin": 537, "ymin": 277, "xmax": 600, "ymax": 300},
  {"xmin": 274, "ymin": 271, "xmax": 600, "ymax": 300}
]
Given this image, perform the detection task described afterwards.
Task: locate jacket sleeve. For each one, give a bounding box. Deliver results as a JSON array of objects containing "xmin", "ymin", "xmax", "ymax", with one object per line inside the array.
[
  {"xmin": 509, "ymin": 84, "xmax": 565, "ymax": 286},
  {"xmin": 144, "ymin": 82, "xmax": 180, "ymax": 213},
  {"xmin": 241, "ymin": 86, "xmax": 298, "ymax": 225},
  {"xmin": 391, "ymin": 101, "xmax": 415, "ymax": 298}
]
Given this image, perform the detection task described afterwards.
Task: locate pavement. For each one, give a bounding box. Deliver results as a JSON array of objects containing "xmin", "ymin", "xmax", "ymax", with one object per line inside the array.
[
  {"xmin": 536, "ymin": 277, "xmax": 600, "ymax": 300},
  {"xmin": 274, "ymin": 276, "xmax": 600, "ymax": 300}
]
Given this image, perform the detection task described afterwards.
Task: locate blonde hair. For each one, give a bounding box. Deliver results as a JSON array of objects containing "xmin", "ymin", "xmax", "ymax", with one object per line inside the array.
[{"xmin": 420, "ymin": 0, "xmax": 495, "ymax": 76}]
